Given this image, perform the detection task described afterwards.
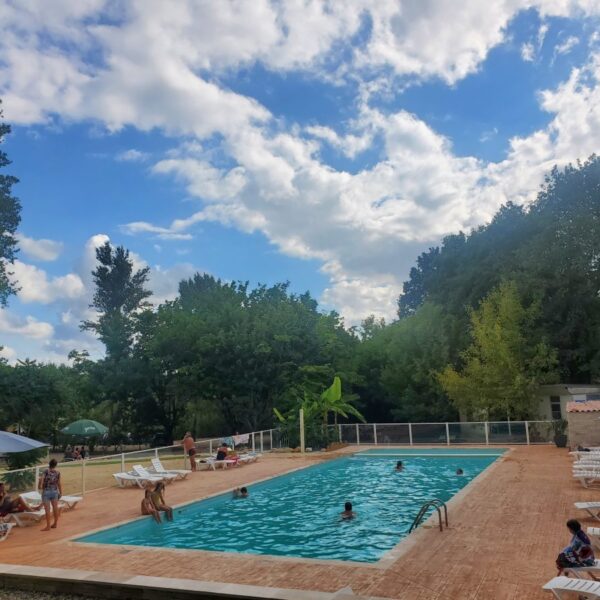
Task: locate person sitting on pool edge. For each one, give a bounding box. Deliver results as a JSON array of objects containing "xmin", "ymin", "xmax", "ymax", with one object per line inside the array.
[
  {"xmin": 341, "ymin": 501, "xmax": 356, "ymax": 520},
  {"xmin": 233, "ymin": 486, "xmax": 248, "ymax": 498},
  {"xmin": 395, "ymin": 461, "xmax": 404, "ymax": 471},
  {"xmin": 141, "ymin": 488, "xmax": 161, "ymax": 524},
  {"xmin": 150, "ymin": 482, "xmax": 173, "ymax": 522}
]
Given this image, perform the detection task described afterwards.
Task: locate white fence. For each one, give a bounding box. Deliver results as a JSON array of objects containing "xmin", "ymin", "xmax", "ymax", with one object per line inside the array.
[
  {"xmin": 330, "ymin": 421, "xmax": 555, "ymax": 446},
  {"xmin": 0, "ymin": 428, "xmax": 282, "ymax": 497}
]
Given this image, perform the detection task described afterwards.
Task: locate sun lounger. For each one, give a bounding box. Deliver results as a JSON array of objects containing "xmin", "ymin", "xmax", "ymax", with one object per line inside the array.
[
  {"xmin": 587, "ymin": 527, "xmax": 600, "ymax": 550},
  {"xmin": 576, "ymin": 502, "xmax": 600, "ymax": 522},
  {"xmin": 150, "ymin": 457, "xmax": 190, "ymax": 480},
  {"xmin": 20, "ymin": 491, "xmax": 82, "ymax": 510},
  {"xmin": 574, "ymin": 471, "xmax": 600, "ymax": 488},
  {"xmin": 543, "ymin": 575, "xmax": 600, "ymax": 598},
  {"xmin": 198, "ymin": 457, "xmax": 237, "ymax": 470},
  {"xmin": 562, "ymin": 558, "xmax": 600, "ymax": 578},
  {"xmin": 0, "ymin": 523, "xmax": 13, "ymax": 542},
  {"xmin": 132, "ymin": 464, "xmax": 177, "ymax": 484},
  {"xmin": 113, "ymin": 471, "xmax": 163, "ymax": 488},
  {"xmin": 5, "ymin": 509, "xmax": 45, "ymax": 527}
]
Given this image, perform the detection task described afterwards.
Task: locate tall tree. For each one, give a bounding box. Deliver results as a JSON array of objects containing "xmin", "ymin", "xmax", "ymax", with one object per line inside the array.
[
  {"xmin": 0, "ymin": 100, "xmax": 21, "ymax": 305},
  {"xmin": 438, "ymin": 281, "xmax": 558, "ymax": 419},
  {"xmin": 82, "ymin": 242, "xmax": 152, "ymax": 360}
]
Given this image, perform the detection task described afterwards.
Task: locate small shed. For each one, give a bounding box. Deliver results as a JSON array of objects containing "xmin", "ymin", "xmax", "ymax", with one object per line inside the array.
[{"xmin": 567, "ymin": 401, "xmax": 600, "ymax": 449}]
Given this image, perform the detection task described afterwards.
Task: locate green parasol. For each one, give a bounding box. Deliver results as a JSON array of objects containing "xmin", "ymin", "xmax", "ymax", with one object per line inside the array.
[{"xmin": 61, "ymin": 419, "xmax": 108, "ymax": 437}]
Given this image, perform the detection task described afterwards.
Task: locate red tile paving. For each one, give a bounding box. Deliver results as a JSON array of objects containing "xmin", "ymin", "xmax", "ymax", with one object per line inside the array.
[{"xmin": 0, "ymin": 447, "xmax": 589, "ymax": 599}]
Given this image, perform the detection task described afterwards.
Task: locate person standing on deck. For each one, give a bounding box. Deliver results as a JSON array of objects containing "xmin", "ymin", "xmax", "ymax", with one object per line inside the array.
[{"xmin": 183, "ymin": 432, "xmax": 197, "ymax": 471}]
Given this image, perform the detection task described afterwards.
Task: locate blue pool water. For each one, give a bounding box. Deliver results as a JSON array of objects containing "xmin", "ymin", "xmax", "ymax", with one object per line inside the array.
[{"xmin": 79, "ymin": 449, "xmax": 503, "ymax": 562}]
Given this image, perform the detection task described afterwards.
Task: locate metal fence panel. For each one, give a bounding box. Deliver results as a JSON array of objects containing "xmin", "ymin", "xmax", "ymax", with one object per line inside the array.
[
  {"xmin": 411, "ymin": 423, "xmax": 448, "ymax": 444},
  {"xmin": 448, "ymin": 422, "xmax": 487, "ymax": 444},
  {"xmin": 374, "ymin": 424, "xmax": 411, "ymax": 444},
  {"xmin": 488, "ymin": 421, "xmax": 527, "ymax": 444}
]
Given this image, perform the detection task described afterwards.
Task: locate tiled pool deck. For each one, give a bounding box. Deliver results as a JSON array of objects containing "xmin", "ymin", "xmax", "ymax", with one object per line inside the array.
[{"xmin": 0, "ymin": 446, "xmax": 584, "ymax": 599}]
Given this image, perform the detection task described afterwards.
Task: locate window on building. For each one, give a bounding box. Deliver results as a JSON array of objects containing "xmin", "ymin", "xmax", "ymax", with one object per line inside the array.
[{"xmin": 550, "ymin": 396, "xmax": 562, "ymax": 420}]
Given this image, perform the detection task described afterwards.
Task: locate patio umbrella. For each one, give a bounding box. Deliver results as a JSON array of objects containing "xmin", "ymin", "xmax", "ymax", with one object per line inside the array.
[
  {"xmin": 60, "ymin": 419, "xmax": 108, "ymax": 437},
  {"xmin": 0, "ymin": 431, "xmax": 48, "ymax": 453}
]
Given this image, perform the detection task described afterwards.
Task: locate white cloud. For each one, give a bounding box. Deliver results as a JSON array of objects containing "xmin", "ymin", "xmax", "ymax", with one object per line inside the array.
[
  {"xmin": 0, "ymin": 310, "xmax": 53, "ymax": 339},
  {"xmin": 11, "ymin": 261, "xmax": 85, "ymax": 304},
  {"xmin": 0, "ymin": 345, "xmax": 17, "ymax": 363},
  {"xmin": 554, "ymin": 35, "xmax": 580, "ymax": 57},
  {"xmin": 521, "ymin": 42, "xmax": 535, "ymax": 62},
  {"xmin": 116, "ymin": 148, "xmax": 150, "ymax": 162},
  {"xmin": 16, "ymin": 233, "xmax": 63, "ymax": 261}
]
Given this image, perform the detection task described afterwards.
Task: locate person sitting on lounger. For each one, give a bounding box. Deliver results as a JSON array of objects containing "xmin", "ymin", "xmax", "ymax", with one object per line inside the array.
[
  {"xmin": 556, "ymin": 519, "xmax": 595, "ymax": 573},
  {"xmin": 233, "ymin": 487, "xmax": 248, "ymax": 498},
  {"xmin": 395, "ymin": 461, "xmax": 404, "ymax": 471},
  {"xmin": 340, "ymin": 501, "xmax": 356, "ymax": 520},
  {"xmin": 150, "ymin": 482, "xmax": 173, "ymax": 521},
  {"xmin": 0, "ymin": 482, "xmax": 33, "ymax": 517},
  {"xmin": 141, "ymin": 489, "xmax": 161, "ymax": 524},
  {"xmin": 216, "ymin": 443, "xmax": 229, "ymax": 461}
]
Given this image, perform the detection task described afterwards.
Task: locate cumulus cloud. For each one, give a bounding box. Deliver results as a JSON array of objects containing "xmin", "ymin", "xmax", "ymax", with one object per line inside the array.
[
  {"xmin": 11, "ymin": 261, "xmax": 85, "ymax": 304},
  {"xmin": 0, "ymin": 310, "xmax": 53, "ymax": 339},
  {"xmin": 16, "ymin": 233, "xmax": 63, "ymax": 261},
  {"xmin": 116, "ymin": 148, "xmax": 150, "ymax": 162},
  {"xmin": 521, "ymin": 42, "xmax": 535, "ymax": 62}
]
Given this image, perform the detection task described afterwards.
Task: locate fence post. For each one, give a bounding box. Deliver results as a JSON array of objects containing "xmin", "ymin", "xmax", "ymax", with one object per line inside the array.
[
  {"xmin": 34, "ymin": 466, "xmax": 40, "ymax": 492},
  {"xmin": 408, "ymin": 423, "xmax": 413, "ymax": 446},
  {"xmin": 373, "ymin": 423, "xmax": 378, "ymax": 445},
  {"xmin": 121, "ymin": 453, "xmax": 125, "ymax": 473},
  {"xmin": 154, "ymin": 447, "xmax": 159, "ymax": 459},
  {"xmin": 260, "ymin": 430, "xmax": 264, "ymax": 453},
  {"xmin": 299, "ymin": 409, "xmax": 305, "ymax": 453},
  {"xmin": 525, "ymin": 421, "xmax": 530, "ymax": 445},
  {"xmin": 445, "ymin": 422, "xmax": 450, "ymax": 446},
  {"xmin": 209, "ymin": 439, "xmax": 213, "ymax": 455},
  {"xmin": 338, "ymin": 424, "xmax": 342, "ymax": 442},
  {"xmin": 252, "ymin": 433, "xmax": 256, "ymax": 452},
  {"xmin": 82, "ymin": 460, "xmax": 86, "ymax": 496},
  {"xmin": 356, "ymin": 423, "xmax": 360, "ymax": 445},
  {"xmin": 484, "ymin": 422, "xmax": 489, "ymax": 446}
]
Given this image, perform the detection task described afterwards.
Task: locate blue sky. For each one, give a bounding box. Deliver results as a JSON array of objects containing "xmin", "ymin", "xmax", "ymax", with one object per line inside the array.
[{"xmin": 1, "ymin": 1, "xmax": 600, "ymax": 363}]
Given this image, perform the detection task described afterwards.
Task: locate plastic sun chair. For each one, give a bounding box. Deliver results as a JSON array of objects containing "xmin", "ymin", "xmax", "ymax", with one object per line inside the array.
[
  {"xmin": 150, "ymin": 457, "xmax": 190, "ymax": 480},
  {"xmin": 20, "ymin": 491, "xmax": 82, "ymax": 510},
  {"xmin": 576, "ymin": 502, "xmax": 600, "ymax": 522},
  {"xmin": 574, "ymin": 471, "xmax": 600, "ymax": 488},
  {"xmin": 561, "ymin": 558, "xmax": 600, "ymax": 579},
  {"xmin": 0, "ymin": 522, "xmax": 14, "ymax": 541},
  {"xmin": 543, "ymin": 575, "xmax": 600, "ymax": 598},
  {"xmin": 132, "ymin": 464, "xmax": 177, "ymax": 484},
  {"xmin": 6, "ymin": 509, "xmax": 46, "ymax": 527},
  {"xmin": 112, "ymin": 471, "xmax": 162, "ymax": 489}
]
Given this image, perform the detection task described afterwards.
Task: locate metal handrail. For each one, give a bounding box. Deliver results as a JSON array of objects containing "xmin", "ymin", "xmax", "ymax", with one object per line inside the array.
[{"xmin": 409, "ymin": 499, "xmax": 448, "ymax": 533}]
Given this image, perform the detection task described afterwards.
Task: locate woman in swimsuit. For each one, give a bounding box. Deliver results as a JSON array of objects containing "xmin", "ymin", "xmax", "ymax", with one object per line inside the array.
[
  {"xmin": 141, "ymin": 488, "xmax": 161, "ymax": 524},
  {"xmin": 38, "ymin": 459, "xmax": 62, "ymax": 531},
  {"xmin": 150, "ymin": 482, "xmax": 173, "ymax": 521}
]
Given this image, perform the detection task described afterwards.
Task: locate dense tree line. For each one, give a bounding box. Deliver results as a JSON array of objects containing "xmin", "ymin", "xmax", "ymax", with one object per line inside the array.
[{"xmin": 1, "ymin": 98, "xmax": 599, "ymax": 443}]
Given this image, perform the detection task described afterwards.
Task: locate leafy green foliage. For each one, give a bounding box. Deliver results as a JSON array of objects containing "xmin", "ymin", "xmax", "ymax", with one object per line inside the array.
[
  {"xmin": 0, "ymin": 101, "xmax": 21, "ymax": 305},
  {"xmin": 438, "ymin": 281, "xmax": 558, "ymax": 419}
]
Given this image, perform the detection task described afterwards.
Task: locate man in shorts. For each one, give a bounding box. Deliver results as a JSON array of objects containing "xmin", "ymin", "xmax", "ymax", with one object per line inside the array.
[{"xmin": 183, "ymin": 432, "xmax": 197, "ymax": 471}]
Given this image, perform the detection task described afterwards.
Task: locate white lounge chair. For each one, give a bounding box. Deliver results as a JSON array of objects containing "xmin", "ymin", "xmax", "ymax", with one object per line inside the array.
[
  {"xmin": 20, "ymin": 491, "xmax": 82, "ymax": 510},
  {"xmin": 113, "ymin": 470, "xmax": 162, "ymax": 488},
  {"xmin": 150, "ymin": 457, "xmax": 190, "ymax": 480},
  {"xmin": 562, "ymin": 558, "xmax": 600, "ymax": 578},
  {"xmin": 574, "ymin": 471, "xmax": 600, "ymax": 488},
  {"xmin": 0, "ymin": 523, "xmax": 13, "ymax": 542},
  {"xmin": 198, "ymin": 457, "xmax": 237, "ymax": 470},
  {"xmin": 6, "ymin": 509, "xmax": 45, "ymax": 527},
  {"xmin": 543, "ymin": 575, "xmax": 600, "ymax": 598},
  {"xmin": 576, "ymin": 502, "xmax": 600, "ymax": 522},
  {"xmin": 132, "ymin": 464, "xmax": 177, "ymax": 484}
]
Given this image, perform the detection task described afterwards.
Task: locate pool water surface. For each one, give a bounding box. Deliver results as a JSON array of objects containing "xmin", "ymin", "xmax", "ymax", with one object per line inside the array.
[{"xmin": 79, "ymin": 449, "xmax": 503, "ymax": 563}]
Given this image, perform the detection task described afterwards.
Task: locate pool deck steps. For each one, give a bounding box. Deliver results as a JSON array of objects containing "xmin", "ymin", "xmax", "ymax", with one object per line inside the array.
[{"xmin": 0, "ymin": 564, "xmax": 388, "ymax": 600}]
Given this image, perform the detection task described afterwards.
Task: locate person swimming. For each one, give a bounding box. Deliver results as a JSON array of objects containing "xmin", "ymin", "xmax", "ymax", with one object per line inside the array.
[
  {"xmin": 233, "ymin": 486, "xmax": 248, "ymax": 498},
  {"xmin": 395, "ymin": 461, "xmax": 404, "ymax": 471},
  {"xmin": 340, "ymin": 501, "xmax": 356, "ymax": 520},
  {"xmin": 456, "ymin": 468, "xmax": 464, "ymax": 475}
]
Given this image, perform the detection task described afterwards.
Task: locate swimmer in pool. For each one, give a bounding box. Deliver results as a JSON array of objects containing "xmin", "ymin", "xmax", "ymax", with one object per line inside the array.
[
  {"xmin": 233, "ymin": 486, "xmax": 249, "ymax": 498},
  {"xmin": 395, "ymin": 461, "xmax": 404, "ymax": 471},
  {"xmin": 456, "ymin": 468, "xmax": 464, "ymax": 475},
  {"xmin": 340, "ymin": 501, "xmax": 356, "ymax": 520}
]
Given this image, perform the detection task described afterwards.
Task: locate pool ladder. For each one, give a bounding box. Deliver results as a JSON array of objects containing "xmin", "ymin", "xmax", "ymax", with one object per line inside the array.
[{"xmin": 408, "ymin": 499, "xmax": 448, "ymax": 533}]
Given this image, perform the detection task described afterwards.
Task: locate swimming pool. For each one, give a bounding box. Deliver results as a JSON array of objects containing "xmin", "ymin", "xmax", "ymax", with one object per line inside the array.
[{"xmin": 78, "ymin": 449, "xmax": 504, "ymax": 563}]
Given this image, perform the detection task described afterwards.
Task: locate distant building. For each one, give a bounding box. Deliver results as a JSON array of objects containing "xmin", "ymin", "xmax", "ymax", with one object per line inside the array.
[
  {"xmin": 566, "ymin": 400, "xmax": 600, "ymax": 449},
  {"xmin": 538, "ymin": 384, "xmax": 600, "ymax": 421}
]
